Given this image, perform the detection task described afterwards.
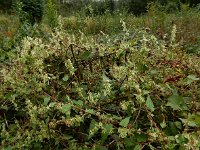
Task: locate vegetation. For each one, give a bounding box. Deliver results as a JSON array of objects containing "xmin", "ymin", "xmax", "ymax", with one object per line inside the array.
[{"xmin": 0, "ymin": 0, "xmax": 200, "ymax": 149}]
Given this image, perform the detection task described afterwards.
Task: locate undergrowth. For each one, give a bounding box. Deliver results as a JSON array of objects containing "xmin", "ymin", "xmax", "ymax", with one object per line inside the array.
[
  {"xmin": 0, "ymin": 16, "xmax": 200, "ymax": 149},
  {"xmin": 0, "ymin": 2, "xmax": 200, "ymax": 150}
]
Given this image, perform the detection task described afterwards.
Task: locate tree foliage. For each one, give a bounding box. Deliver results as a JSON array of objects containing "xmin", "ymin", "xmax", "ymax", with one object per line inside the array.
[
  {"xmin": 0, "ymin": 0, "xmax": 12, "ymax": 12},
  {"xmin": 19, "ymin": 0, "xmax": 44, "ymax": 25}
]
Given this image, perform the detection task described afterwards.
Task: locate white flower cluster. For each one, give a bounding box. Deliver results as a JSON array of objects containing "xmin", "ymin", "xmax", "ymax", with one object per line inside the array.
[
  {"xmin": 87, "ymin": 92, "xmax": 100, "ymax": 105},
  {"xmin": 170, "ymin": 24, "xmax": 177, "ymax": 48},
  {"xmin": 89, "ymin": 122, "xmax": 102, "ymax": 137},
  {"xmin": 111, "ymin": 65, "xmax": 128, "ymax": 80},
  {"xmin": 118, "ymin": 127, "xmax": 131, "ymax": 138},
  {"xmin": 120, "ymin": 100, "xmax": 131, "ymax": 111},
  {"xmin": 103, "ymin": 82, "xmax": 112, "ymax": 96},
  {"xmin": 65, "ymin": 59, "xmax": 76, "ymax": 75},
  {"xmin": 64, "ymin": 115, "xmax": 84, "ymax": 127}
]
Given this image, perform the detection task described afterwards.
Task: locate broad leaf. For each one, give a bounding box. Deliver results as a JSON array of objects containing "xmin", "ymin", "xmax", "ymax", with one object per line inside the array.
[
  {"xmin": 88, "ymin": 120, "xmax": 99, "ymax": 139},
  {"xmin": 160, "ymin": 121, "xmax": 167, "ymax": 128},
  {"xmin": 49, "ymin": 102, "xmax": 56, "ymax": 108},
  {"xmin": 174, "ymin": 121, "xmax": 182, "ymax": 130},
  {"xmin": 187, "ymin": 114, "xmax": 200, "ymax": 127},
  {"xmin": 62, "ymin": 104, "xmax": 72, "ymax": 113},
  {"xmin": 62, "ymin": 75, "xmax": 69, "ymax": 81},
  {"xmin": 136, "ymin": 133, "xmax": 148, "ymax": 142},
  {"xmin": 101, "ymin": 124, "xmax": 113, "ymax": 142},
  {"xmin": 86, "ymin": 109, "xmax": 95, "ymax": 115},
  {"xmin": 4, "ymin": 146, "xmax": 12, "ymax": 150},
  {"xmin": 146, "ymin": 95, "xmax": 155, "ymax": 112},
  {"xmin": 187, "ymin": 75, "xmax": 199, "ymax": 81},
  {"xmin": 73, "ymin": 100, "xmax": 83, "ymax": 106},
  {"xmin": 81, "ymin": 51, "xmax": 92, "ymax": 60},
  {"xmin": 43, "ymin": 97, "xmax": 50, "ymax": 106},
  {"xmin": 102, "ymin": 73, "xmax": 111, "ymax": 82},
  {"xmin": 166, "ymin": 94, "xmax": 187, "ymax": 110},
  {"xmin": 119, "ymin": 117, "xmax": 130, "ymax": 127},
  {"xmin": 185, "ymin": 75, "xmax": 199, "ymax": 85},
  {"xmin": 134, "ymin": 145, "xmax": 140, "ymax": 150}
]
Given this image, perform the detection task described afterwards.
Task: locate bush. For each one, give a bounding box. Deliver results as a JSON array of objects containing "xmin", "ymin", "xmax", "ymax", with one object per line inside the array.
[
  {"xmin": 44, "ymin": 0, "xmax": 58, "ymax": 29},
  {"xmin": 0, "ymin": 0, "xmax": 12, "ymax": 13},
  {"xmin": 1, "ymin": 18, "xmax": 200, "ymax": 149},
  {"xmin": 19, "ymin": 0, "xmax": 44, "ymax": 25}
]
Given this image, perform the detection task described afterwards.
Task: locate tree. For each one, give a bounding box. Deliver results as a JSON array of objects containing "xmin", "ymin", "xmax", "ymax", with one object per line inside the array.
[
  {"xmin": 20, "ymin": 0, "xmax": 44, "ymax": 25},
  {"xmin": 0, "ymin": 0, "xmax": 12, "ymax": 12},
  {"xmin": 105, "ymin": 0, "xmax": 115, "ymax": 14}
]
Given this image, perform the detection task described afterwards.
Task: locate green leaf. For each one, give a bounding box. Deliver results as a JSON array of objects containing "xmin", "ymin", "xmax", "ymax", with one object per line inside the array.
[
  {"xmin": 134, "ymin": 145, "xmax": 140, "ymax": 150},
  {"xmin": 101, "ymin": 124, "xmax": 113, "ymax": 142},
  {"xmin": 86, "ymin": 109, "xmax": 95, "ymax": 115},
  {"xmin": 160, "ymin": 121, "xmax": 167, "ymax": 128},
  {"xmin": 103, "ymin": 124, "xmax": 113, "ymax": 134},
  {"xmin": 119, "ymin": 117, "xmax": 130, "ymax": 127},
  {"xmin": 150, "ymin": 70, "xmax": 158, "ymax": 75},
  {"xmin": 63, "ymin": 135, "xmax": 73, "ymax": 140},
  {"xmin": 137, "ymin": 63, "xmax": 148, "ymax": 72},
  {"xmin": 149, "ymin": 144, "xmax": 155, "ymax": 150},
  {"xmin": 43, "ymin": 97, "xmax": 50, "ymax": 106},
  {"xmin": 62, "ymin": 75, "xmax": 69, "ymax": 81},
  {"xmin": 187, "ymin": 75, "xmax": 199, "ymax": 81},
  {"xmin": 166, "ymin": 94, "xmax": 187, "ymax": 110},
  {"xmin": 94, "ymin": 145, "xmax": 108, "ymax": 150},
  {"xmin": 62, "ymin": 104, "xmax": 72, "ymax": 113},
  {"xmin": 175, "ymin": 135, "xmax": 187, "ymax": 144},
  {"xmin": 169, "ymin": 121, "xmax": 179, "ymax": 135},
  {"xmin": 174, "ymin": 121, "xmax": 182, "ymax": 130},
  {"xmin": 179, "ymin": 118, "xmax": 196, "ymax": 127},
  {"xmin": 146, "ymin": 95, "xmax": 155, "ymax": 112},
  {"xmin": 81, "ymin": 51, "xmax": 92, "ymax": 60},
  {"xmin": 4, "ymin": 146, "xmax": 12, "ymax": 150},
  {"xmin": 188, "ymin": 114, "xmax": 200, "ymax": 127},
  {"xmin": 49, "ymin": 102, "xmax": 56, "ymax": 108},
  {"xmin": 124, "ymin": 137, "xmax": 135, "ymax": 147},
  {"xmin": 102, "ymin": 73, "xmax": 111, "ymax": 82},
  {"xmin": 185, "ymin": 75, "xmax": 199, "ymax": 85},
  {"xmin": 88, "ymin": 120, "xmax": 99, "ymax": 139},
  {"xmin": 136, "ymin": 133, "xmax": 148, "ymax": 142},
  {"xmin": 1, "ymin": 105, "xmax": 8, "ymax": 111},
  {"xmin": 143, "ymin": 90, "xmax": 150, "ymax": 95},
  {"xmin": 33, "ymin": 142, "xmax": 42, "ymax": 150},
  {"xmin": 73, "ymin": 100, "xmax": 83, "ymax": 106}
]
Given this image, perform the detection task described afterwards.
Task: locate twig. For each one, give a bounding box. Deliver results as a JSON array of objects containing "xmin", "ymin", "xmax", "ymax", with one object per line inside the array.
[
  {"xmin": 3, "ymin": 112, "xmax": 9, "ymax": 128},
  {"xmin": 107, "ymin": 140, "xmax": 116, "ymax": 147},
  {"xmin": 145, "ymin": 106, "xmax": 168, "ymax": 144},
  {"xmin": 70, "ymin": 44, "xmax": 82, "ymax": 82},
  {"xmin": 133, "ymin": 104, "xmax": 142, "ymax": 126}
]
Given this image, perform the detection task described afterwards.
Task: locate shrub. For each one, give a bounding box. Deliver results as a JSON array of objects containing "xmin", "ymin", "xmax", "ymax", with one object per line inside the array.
[
  {"xmin": 44, "ymin": 0, "xmax": 58, "ymax": 29},
  {"xmin": 20, "ymin": 0, "xmax": 44, "ymax": 25},
  {"xmin": 0, "ymin": 0, "xmax": 12, "ymax": 13},
  {"xmin": 1, "ymin": 17, "xmax": 200, "ymax": 149}
]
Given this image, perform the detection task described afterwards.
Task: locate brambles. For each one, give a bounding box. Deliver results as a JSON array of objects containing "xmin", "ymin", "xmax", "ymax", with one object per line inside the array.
[
  {"xmin": 0, "ymin": 1, "xmax": 200, "ymax": 149},
  {"xmin": 1, "ymin": 16, "xmax": 200, "ymax": 149}
]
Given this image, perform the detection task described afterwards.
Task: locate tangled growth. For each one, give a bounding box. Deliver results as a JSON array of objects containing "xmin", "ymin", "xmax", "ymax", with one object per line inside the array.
[{"xmin": 0, "ymin": 17, "xmax": 200, "ymax": 149}]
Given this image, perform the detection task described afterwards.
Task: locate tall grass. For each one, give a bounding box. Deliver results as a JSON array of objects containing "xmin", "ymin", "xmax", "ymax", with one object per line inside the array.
[{"xmin": 61, "ymin": 3, "xmax": 200, "ymax": 53}]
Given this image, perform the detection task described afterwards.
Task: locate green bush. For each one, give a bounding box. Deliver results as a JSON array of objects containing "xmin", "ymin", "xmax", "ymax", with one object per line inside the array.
[
  {"xmin": 0, "ymin": 2, "xmax": 200, "ymax": 149},
  {"xmin": 0, "ymin": 0, "xmax": 12, "ymax": 12},
  {"xmin": 20, "ymin": 0, "xmax": 44, "ymax": 25},
  {"xmin": 43, "ymin": 0, "xmax": 58, "ymax": 29},
  {"xmin": 1, "ymin": 18, "xmax": 200, "ymax": 149}
]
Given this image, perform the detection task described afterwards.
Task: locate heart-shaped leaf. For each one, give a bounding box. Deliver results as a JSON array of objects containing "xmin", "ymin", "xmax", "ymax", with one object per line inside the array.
[{"xmin": 119, "ymin": 117, "xmax": 131, "ymax": 127}]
